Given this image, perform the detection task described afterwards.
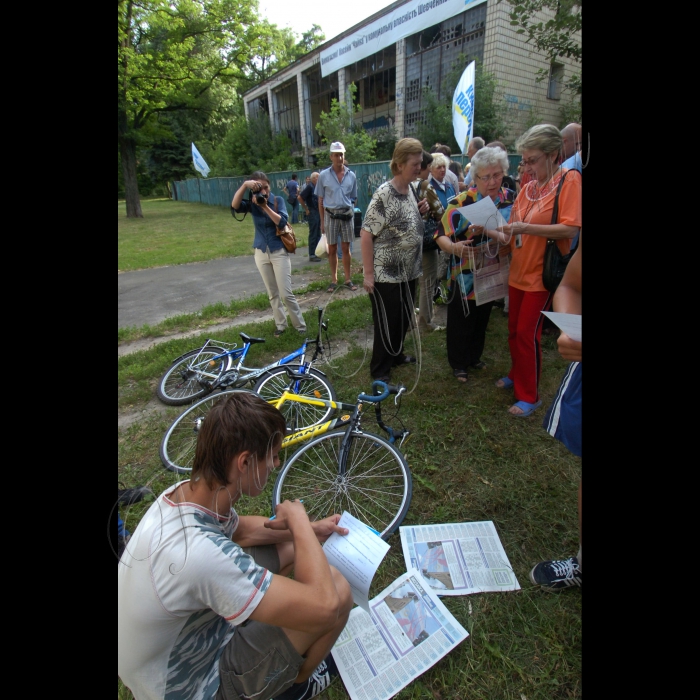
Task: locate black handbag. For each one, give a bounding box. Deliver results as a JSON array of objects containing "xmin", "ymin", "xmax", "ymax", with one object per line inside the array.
[
  {"xmin": 410, "ymin": 181, "xmax": 439, "ymax": 252},
  {"xmin": 542, "ymin": 172, "xmax": 574, "ymax": 293}
]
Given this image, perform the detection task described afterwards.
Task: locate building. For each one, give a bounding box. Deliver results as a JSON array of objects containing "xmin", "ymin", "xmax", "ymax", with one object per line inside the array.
[{"xmin": 243, "ymin": 0, "xmax": 580, "ymax": 162}]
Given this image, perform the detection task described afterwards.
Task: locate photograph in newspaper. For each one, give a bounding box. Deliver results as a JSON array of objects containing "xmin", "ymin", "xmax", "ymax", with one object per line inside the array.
[
  {"xmin": 331, "ymin": 568, "xmax": 469, "ymax": 700},
  {"xmin": 399, "ymin": 521, "xmax": 520, "ymax": 596}
]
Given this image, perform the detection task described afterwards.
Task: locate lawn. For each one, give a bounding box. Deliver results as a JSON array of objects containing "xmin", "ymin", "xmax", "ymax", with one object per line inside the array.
[{"xmin": 118, "ymin": 198, "xmax": 581, "ymax": 699}]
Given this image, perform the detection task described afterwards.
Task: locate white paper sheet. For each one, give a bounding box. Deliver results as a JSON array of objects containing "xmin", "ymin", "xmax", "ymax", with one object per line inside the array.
[
  {"xmin": 331, "ymin": 568, "xmax": 469, "ymax": 700},
  {"xmin": 399, "ymin": 521, "xmax": 520, "ymax": 596},
  {"xmin": 541, "ymin": 312, "xmax": 581, "ymax": 342},
  {"xmin": 456, "ymin": 196, "xmax": 508, "ymax": 230},
  {"xmin": 323, "ymin": 511, "xmax": 391, "ymax": 613}
]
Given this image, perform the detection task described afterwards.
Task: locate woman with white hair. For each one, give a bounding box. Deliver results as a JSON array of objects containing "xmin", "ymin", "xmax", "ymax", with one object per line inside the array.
[
  {"xmin": 428, "ymin": 153, "xmax": 456, "ymax": 210},
  {"xmin": 433, "ymin": 146, "xmax": 516, "ymax": 383}
]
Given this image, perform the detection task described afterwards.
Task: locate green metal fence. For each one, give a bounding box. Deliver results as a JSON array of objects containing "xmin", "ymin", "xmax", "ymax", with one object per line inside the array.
[{"xmin": 171, "ymin": 155, "xmax": 521, "ymax": 213}]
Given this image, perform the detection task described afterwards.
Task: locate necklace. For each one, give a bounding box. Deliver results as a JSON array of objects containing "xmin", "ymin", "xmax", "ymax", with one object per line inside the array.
[{"xmin": 526, "ymin": 167, "xmax": 562, "ymax": 202}]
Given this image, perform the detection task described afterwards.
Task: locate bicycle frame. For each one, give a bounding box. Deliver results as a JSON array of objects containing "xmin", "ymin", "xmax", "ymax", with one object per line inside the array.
[
  {"xmin": 182, "ymin": 308, "xmax": 329, "ymax": 393},
  {"xmin": 273, "ymin": 382, "xmax": 408, "ymax": 453}
]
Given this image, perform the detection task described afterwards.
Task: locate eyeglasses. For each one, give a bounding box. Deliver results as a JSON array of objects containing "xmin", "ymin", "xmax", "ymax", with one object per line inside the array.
[
  {"xmin": 520, "ymin": 154, "xmax": 545, "ymax": 167},
  {"xmin": 476, "ymin": 172, "xmax": 504, "ymax": 183}
]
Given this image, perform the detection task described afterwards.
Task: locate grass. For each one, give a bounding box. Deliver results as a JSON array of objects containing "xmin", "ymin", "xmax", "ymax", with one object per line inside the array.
[
  {"xmin": 118, "ymin": 198, "xmax": 307, "ymax": 271},
  {"xmin": 118, "ymin": 299, "xmax": 581, "ymax": 700}
]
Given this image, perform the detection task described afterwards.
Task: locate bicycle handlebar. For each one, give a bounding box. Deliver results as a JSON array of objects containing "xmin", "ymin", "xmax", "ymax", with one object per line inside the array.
[{"xmin": 358, "ymin": 381, "xmax": 405, "ymax": 403}]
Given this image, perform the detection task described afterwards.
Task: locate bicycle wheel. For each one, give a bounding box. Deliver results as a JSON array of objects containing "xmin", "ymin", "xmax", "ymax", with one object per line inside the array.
[
  {"xmin": 271, "ymin": 430, "xmax": 412, "ymax": 540},
  {"xmin": 253, "ymin": 366, "xmax": 336, "ymax": 432},
  {"xmin": 160, "ymin": 389, "xmax": 253, "ymax": 473},
  {"xmin": 156, "ymin": 347, "xmax": 229, "ymax": 406}
]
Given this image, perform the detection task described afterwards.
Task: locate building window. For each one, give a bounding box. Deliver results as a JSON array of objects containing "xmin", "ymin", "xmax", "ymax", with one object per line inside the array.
[{"xmin": 547, "ymin": 62, "xmax": 564, "ymax": 100}]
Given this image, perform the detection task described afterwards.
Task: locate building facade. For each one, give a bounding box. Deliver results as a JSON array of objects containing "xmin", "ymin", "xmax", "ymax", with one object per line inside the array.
[{"xmin": 243, "ymin": 0, "xmax": 580, "ymax": 162}]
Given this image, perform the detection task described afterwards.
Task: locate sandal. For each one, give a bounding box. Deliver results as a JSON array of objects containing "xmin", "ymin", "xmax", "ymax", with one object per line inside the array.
[
  {"xmin": 508, "ymin": 400, "xmax": 542, "ymax": 417},
  {"xmin": 495, "ymin": 377, "xmax": 514, "ymax": 389},
  {"xmin": 326, "ymin": 282, "xmax": 338, "ymax": 293},
  {"xmin": 453, "ymin": 369, "xmax": 468, "ymax": 383},
  {"xmin": 471, "ymin": 361, "xmax": 486, "ymax": 370},
  {"xmin": 344, "ymin": 281, "xmax": 358, "ymax": 291}
]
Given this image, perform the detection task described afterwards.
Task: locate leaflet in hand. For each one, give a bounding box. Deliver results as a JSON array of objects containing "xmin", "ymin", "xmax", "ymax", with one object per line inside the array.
[
  {"xmin": 456, "ymin": 196, "xmax": 508, "ymax": 231},
  {"xmin": 541, "ymin": 312, "xmax": 581, "ymax": 342},
  {"xmin": 399, "ymin": 521, "xmax": 520, "ymax": 595},
  {"xmin": 323, "ymin": 511, "xmax": 390, "ymax": 613},
  {"xmin": 331, "ymin": 568, "xmax": 469, "ymax": 700}
]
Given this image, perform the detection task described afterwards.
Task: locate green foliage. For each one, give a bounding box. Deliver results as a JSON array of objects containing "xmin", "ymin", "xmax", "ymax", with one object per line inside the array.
[
  {"xmin": 316, "ymin": 83, "xmax": 377, "ymax": 163},
  {"xmin": 501, "ymin": 0, "xmax": 582, "ymax": 97},
  {"xmin": 414, "ymin": 60, "xmax": 508, "ymax": 153},
  {"xmin": 208, "ymin": 112, "xmax": 299, "ymax": 176}
]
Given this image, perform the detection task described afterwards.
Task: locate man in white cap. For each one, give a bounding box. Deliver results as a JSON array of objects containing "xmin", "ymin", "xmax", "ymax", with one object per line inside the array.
[{"xmin": 315, "ymin": 141, "xmax": 358, "ymax": 292}]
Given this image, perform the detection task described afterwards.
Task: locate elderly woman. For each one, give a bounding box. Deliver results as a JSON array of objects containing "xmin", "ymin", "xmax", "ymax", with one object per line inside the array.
[
  {"xmin": 428, "ymin": 153, "xmax": 456, "ymax": 210},
  {"xmin": 482, "ymin": 124, "xmax": 582, "ymax": 416},
  {"xmin": 231, "ymin": 171, "xmax": 306, "ymax": 337},
  {"xmin": 434, "ymin": 147, "xmax": 516, "ymax": 382},
  {"xmin": 361, "ymin": 138, "xmax": 429, "ymax": 383}
]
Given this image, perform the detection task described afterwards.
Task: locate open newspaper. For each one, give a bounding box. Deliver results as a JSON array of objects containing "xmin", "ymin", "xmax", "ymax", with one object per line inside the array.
[
  {"xmin": 331, "ymin": 568, "xmax": 468, "ymax": 700},
  {"xmin": 399, "ymin": 521, "xmax": 520, "ymax": 595}
]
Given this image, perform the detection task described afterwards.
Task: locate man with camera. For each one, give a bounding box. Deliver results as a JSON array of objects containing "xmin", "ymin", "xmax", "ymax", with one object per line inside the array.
[
  {"xmin": 231, "ymin": 172, "xmax": 307, "ymax": 337},
  {"xmin": 315, "ymin": 142, "xmax": 358, "ymax": 292}
]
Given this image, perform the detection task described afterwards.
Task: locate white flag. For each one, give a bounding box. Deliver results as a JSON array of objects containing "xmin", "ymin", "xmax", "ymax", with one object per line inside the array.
[
  {"xmin": 191, "ymin": 142, "xmax": 210, "ymax": 178},
  {"xmin": 452, "ymin": 61, "xmax": 476, "ymax": 154}
]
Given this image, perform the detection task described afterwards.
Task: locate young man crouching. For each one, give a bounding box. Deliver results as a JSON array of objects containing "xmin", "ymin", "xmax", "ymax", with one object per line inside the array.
[{"xmin": 118, "ymin": 391, "xmax": 352, "ymax": 700}]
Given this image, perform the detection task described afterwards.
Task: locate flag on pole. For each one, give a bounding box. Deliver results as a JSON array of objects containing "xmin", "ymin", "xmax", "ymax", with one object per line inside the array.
[
  {"xmin": 452, "ymin": 61, "xmax": 476, "ymax": 154},
  {"xmin": 191, "ymin": 142, "xmax": 210, "ymax": 178}
]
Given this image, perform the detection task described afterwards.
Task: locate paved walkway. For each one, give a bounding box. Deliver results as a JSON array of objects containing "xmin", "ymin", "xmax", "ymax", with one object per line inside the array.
[{"xmin": 118, "ymin": 246, "xmax": 363, "ymax": 328}]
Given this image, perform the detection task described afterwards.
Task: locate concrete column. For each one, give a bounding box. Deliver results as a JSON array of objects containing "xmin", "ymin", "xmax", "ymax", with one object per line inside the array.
[
  {"xmin": 297, "ymin": 73, "xmax": 309, "ymax": 153},
  {"xmin": 394, "ymin": 39, "xmax": 406, "ymax": 140},
  {"xmin": 244, "ymin": 99, "xmax": 250, "ymax": 121},
  {"xmin": 338, "ymin": 67, "xmax": 346, "ymax": 104},
  {"xmin": 267, "ymin": 87, "xmax": 275, "ymax": 134}
]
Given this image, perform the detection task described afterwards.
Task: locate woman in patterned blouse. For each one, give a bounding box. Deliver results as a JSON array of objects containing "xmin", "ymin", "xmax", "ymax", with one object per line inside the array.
[
  {"xmin": 435, "ymin": 147, "xmax": 516, "ymax": 383},
  {"xmin": 360, "ymin": 138, "xmax": 430, "ymax": 383}
]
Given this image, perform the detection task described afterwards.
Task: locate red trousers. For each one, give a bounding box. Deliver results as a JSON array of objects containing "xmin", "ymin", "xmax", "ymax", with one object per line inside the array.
[{"xmin": 506, "ymin": 286, "xmax": 552, "ymax": 404}]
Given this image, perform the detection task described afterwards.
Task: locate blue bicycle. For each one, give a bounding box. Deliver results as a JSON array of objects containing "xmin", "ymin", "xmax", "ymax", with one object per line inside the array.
[{"xmin": 156, "ymin": 309, "xmax": 334, "ymax": 424}]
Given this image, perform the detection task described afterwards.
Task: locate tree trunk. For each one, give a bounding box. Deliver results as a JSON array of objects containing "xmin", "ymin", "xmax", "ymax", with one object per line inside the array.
[{"xmin": 119, "ymin": 133, "xmax": 143, "ymax": 218}]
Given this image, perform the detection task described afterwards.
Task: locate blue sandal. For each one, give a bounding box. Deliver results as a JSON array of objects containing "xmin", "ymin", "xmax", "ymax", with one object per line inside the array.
[
  {"xmin": 509, "ymin": 400, "xmax": 542, "ymax": 417},
  {"xmin": 495, "ymin": 377, "xmax": 514, "ymax": 389}
]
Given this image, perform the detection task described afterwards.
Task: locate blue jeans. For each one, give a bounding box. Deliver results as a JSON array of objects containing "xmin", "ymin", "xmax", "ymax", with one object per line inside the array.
[{"xmin": 290, "ymin": 199, "xmax": 299, "ymax": 224}]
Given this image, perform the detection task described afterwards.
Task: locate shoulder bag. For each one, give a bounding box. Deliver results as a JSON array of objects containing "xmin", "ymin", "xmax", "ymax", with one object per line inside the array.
[
  {"xmin": 410, "ymin": 181, "xmax": 439, "ymax": 252},
  {"xmin": 276, "ymin": 221, "xmax": 297, "ymax": 254},
  {"xmin": 542, "ymin": 171, "xmax": 574, "ymax": 293}
]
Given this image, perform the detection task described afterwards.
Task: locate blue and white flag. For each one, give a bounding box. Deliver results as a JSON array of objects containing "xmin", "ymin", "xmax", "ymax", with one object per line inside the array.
[
  {"xmin": 452, "ymin": 61, "xmax": 476, "ymax": 154},
  {"xmin": 191, "ymin": 142, "xmax": 210, "ymax": 178}
]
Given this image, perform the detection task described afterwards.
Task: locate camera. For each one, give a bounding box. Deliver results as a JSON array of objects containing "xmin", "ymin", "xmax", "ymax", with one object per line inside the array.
[{"xmin": 254, "ymin": 193, "xmax": 268, "ymax": 206}]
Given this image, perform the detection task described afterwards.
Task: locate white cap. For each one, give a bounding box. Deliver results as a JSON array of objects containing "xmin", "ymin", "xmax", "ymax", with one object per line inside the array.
[{"xmin": 330, "ymin": 141, "xmax": 346, "ymax": 153}]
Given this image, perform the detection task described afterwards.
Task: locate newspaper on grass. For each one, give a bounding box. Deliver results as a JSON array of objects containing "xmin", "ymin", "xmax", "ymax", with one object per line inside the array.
[
  {"xmin": 323, "ymin": 511, "xmax": 390, "ymax": 613},
  {"xmin": 331, "ymin": 568, "xmax": 468, "ymax": 700},
  {"xmin": 399, "ymin": 521, "xmax": 520, "ymax": 595}
]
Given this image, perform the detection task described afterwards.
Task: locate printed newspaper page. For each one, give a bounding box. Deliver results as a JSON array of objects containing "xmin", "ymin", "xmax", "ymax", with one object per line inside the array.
[
  {"xmin": 399, "ymin": 521, "xmax": 520, "ymax": 596},
  {"xmin": 469, "ymin": 243, "xmax": 510, "ymax": 306},
  {"xmin": 331, "ymin": 568, "xmax": 469, "ymax": 700}
]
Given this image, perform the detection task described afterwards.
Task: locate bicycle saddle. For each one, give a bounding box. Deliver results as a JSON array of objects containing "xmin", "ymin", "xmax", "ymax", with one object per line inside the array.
[{"xmin": 239, "ymin": 332, "xmax": 266, "ymax": 344}]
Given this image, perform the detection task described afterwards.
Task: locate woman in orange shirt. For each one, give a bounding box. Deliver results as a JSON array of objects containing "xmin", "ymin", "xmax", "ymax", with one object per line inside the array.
[{"xmin": 471, "ymin": 124, "xmax": 581, "ymax": 416}]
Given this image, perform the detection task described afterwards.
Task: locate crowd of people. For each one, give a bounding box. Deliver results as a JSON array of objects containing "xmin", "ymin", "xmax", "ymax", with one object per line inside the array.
[{"xmin": 118, "ymin": 121, "xmax": 583, "ymax": 700}]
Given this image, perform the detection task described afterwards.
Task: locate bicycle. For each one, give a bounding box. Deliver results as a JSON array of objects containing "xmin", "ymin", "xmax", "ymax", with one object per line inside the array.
[
  {"xmin": 160, "ymin": 377, "xmax": 411, "ymax": 540},
  {"xmin": 156, "ymin": 307, "xmax": 333, "ymax": 408}
]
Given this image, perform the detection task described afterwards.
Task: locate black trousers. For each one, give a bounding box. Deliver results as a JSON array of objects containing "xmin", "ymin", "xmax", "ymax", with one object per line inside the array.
[
  {"xmin": 307, "ymin": 209, "xmax": 321, "ymax": 257},
  {"xmin": 369, "ymin": 279, "xmax": 417, "ymax": 379},
  {"xmin": 446, "ymin": 292, "xmax": 494, "ymax": 370}
]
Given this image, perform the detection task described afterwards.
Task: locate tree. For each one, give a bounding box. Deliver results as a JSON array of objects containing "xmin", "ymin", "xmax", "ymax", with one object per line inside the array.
[
  {"xmin": 315, "ymin": 83, "xmax": 377, "ymax": 163},
  {"xmin": 500, "ymin": 0, "xmax": 582, "ymax": 96},
  {"xmin": 118, "ymin": 0, "xmax": 266, "ymax": 217},
  {"xmin": 414, "ymin": 60, "xmax": 508, "ymax": 153}
]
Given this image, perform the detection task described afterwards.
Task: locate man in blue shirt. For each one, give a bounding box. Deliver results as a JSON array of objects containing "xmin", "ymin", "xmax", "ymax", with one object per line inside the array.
[
  {"xmin": 560, "ymin": 123, "xmax": 582, "ymax": 173},
  {"xmin": 284, "ymin": 173, "xmax": 301, "ymax": 224},
  {"xmin": 315, "ymin": 142, "xmax": 358, "ymax": 292}
]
